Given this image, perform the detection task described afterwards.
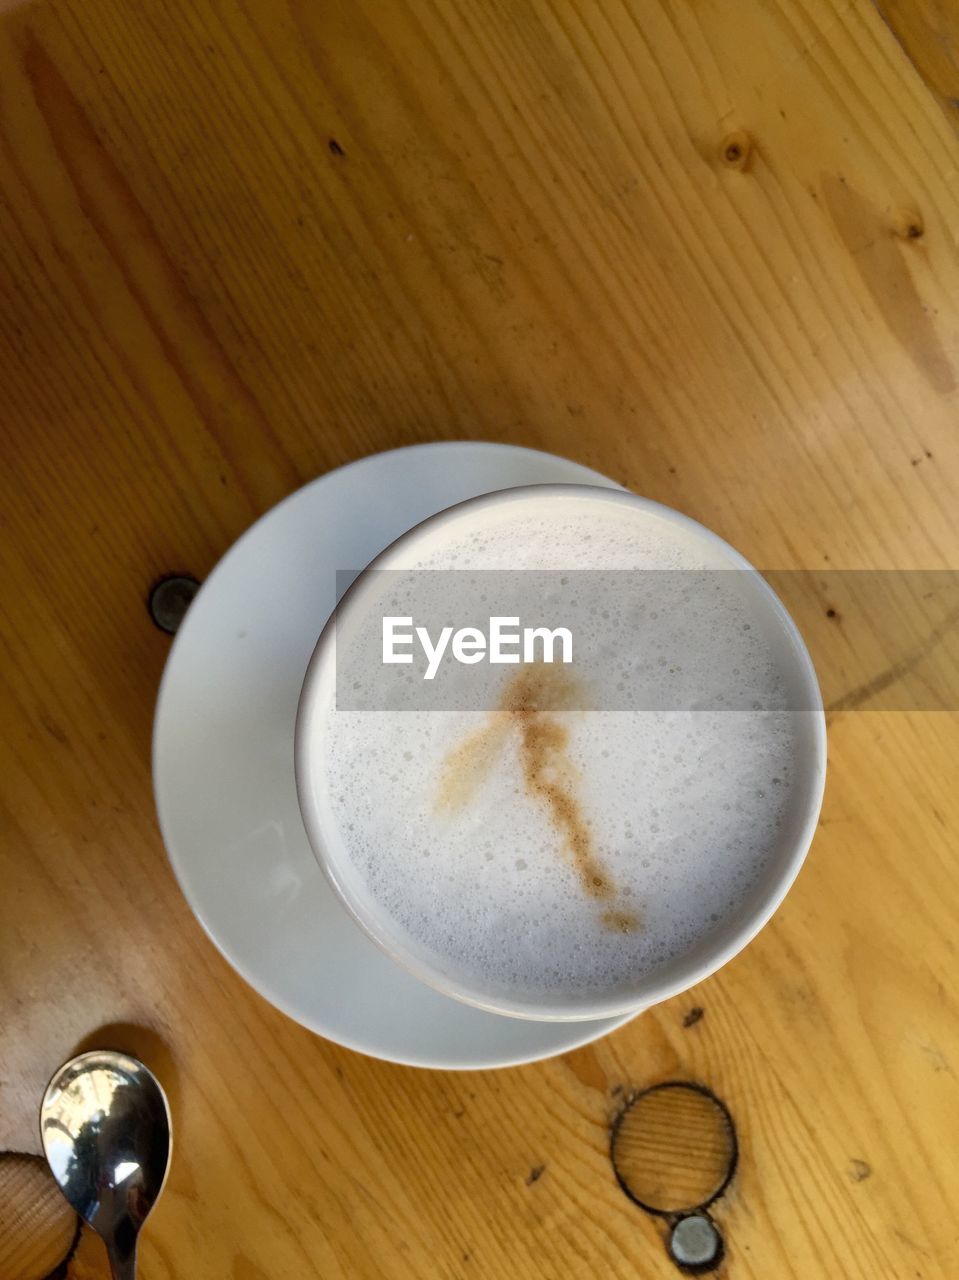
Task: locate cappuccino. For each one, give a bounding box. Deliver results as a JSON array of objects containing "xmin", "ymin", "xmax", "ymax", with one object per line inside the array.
[{"xmin": 298, "ymin": 487, "xmax": 822, "ymax": 1018}]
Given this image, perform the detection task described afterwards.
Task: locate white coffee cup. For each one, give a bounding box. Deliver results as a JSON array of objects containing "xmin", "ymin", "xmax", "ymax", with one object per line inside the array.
[{"xmin": 295, "ymin": 485, "xmax": 826, "ymax": 1021}]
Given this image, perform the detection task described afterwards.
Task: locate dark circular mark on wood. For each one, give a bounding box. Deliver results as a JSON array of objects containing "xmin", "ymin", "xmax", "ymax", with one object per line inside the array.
[
  {"xmin": 669, "ymin": 1212, "xmax": 724, "ymax": 1274},
  {"xmin": 720, "ymin": 130, "xmax": 752, "ymax": 171},
  {"xmin": 826, "ymin": 607, "xmax": 838, "ymax": 619},
  {"xmin": 329, "ymin": 138, "xmax": 345, "ymax": 156},
  {"xmin": 610, "ymin": 1081, "xmax": 738, "ymax": 1216},
  {"xmin": 148, "ymin": 575, "xmax": 200, "ymax": 634}
]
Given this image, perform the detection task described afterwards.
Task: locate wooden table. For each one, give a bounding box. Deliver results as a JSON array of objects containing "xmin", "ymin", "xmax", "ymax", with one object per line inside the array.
[{"xmin": 2, "ymin": 1, "xmax": 957, "ymax": 1276}]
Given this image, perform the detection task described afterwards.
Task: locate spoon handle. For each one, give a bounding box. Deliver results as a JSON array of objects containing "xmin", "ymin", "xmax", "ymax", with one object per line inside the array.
[{"xmin": 107, "ymin": 1241, "xmax": 138, "ymax": 1280}]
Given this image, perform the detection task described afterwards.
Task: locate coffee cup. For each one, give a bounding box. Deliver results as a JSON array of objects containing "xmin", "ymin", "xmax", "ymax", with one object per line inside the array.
[{"xmin": 295, "ymin": 484, "xmax": 826, "ymax": 1021}]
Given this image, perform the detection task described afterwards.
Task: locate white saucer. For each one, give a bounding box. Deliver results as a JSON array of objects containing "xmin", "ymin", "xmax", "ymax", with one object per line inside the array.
[{"xmin": 152, "ymin": 443, "xmax": 637, "ymax": 1068}]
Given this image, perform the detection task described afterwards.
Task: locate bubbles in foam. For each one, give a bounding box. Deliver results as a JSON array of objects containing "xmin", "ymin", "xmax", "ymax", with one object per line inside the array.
[{"xmin": 310, "ymin": 492, "xmax": 813, "ymax": 1011}]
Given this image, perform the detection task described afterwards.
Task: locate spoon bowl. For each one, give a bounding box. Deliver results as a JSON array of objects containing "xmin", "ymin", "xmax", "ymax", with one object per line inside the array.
[{"xmin": 40, "ymin": 1050, "xmax": 171, "ymax": 1280}]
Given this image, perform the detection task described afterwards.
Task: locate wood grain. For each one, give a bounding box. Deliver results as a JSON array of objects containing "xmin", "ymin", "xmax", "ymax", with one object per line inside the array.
[
  {"xmin": 612, "ymin": 1083, "xmax": 735, "ymax": 1212},
  {"xmin": 1, "ymin": 0, "xmax": 957, "ymax": 1277},
  {"xmin": 0, "ymin": 1153, "xmax": 77, "ymax": 1279}
]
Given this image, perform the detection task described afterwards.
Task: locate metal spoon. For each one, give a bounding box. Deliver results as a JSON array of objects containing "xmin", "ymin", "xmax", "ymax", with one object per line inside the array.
[{"xmin": 39, "ymin": 1050, "xmax": 172, "ymax": 1280}]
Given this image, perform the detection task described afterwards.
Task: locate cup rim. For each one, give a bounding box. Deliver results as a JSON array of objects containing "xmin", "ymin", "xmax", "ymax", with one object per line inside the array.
[{"xmin": 294, "ymin": 483, "xmax": 827, "ymax": 1022}]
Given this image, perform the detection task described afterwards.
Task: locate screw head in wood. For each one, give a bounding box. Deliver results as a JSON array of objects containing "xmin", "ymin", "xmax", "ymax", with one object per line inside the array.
[
  {"xmin": 669, "ymin": 1213, "xmax": 723, "ymax": 1271},
  {"xmin": 149, "ymin": 575, "xmax": 200, "ymax": 634}
]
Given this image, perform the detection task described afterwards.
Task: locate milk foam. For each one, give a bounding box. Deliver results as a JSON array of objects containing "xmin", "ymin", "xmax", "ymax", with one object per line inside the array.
[{"xmin": 310, "ymin": 491, "xmax": 813, "ymax": 1012}]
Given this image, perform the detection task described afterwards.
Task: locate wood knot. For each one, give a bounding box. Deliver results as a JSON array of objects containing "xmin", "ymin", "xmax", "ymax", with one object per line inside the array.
[
  {"xmin": 892, "ymin": 208, "xmax": 924, "ymax": 241},
  {"xmin": 719, "ymin": 130, "xmax": 752, "ymax": 171}
]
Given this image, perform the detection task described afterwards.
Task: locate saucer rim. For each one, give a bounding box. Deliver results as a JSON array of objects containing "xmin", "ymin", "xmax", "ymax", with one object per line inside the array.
[{"xmin": 152, "ymin": 442, "xmax": 640, "ymax": 1069}]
